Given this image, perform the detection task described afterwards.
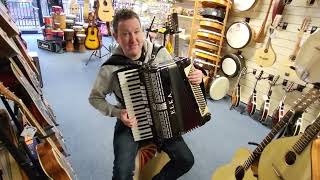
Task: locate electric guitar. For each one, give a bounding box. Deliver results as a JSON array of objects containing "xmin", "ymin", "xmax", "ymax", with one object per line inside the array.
[
  {"xmin": 271, "ymin": 82, "xmax": 294, "ymax": 128},
  {"xmin": 230, "ymin": 67, "xmax": 247, "ymax": 109},
  {"xmin": 0, "ymin": 83, "xmax": 76, "ymax": 180},
  {"xmin": 254, "ymin": 15, "xmax": 281, "ymax": 67},
  {"xmin": 259, "ymin": 75, "xmax": 279, "ymax": 122},
  {"xmin": 247, "ymin": 70, "xmax": 264, "ymax": 116},
  {"xmin": 211, "ymin": 87, "xmax": 320, "ymax": 180},
  {"xmin": 279, "ymin": 17, "xmax": 311, "ymax": 78},
  {"xmin": 85, "ymin": 11, "xmax": 100, "ymax": 50},
  {"xmin": 97, "ymin": 0, "xmax": 114, "ymax": 22},
  {"xmin": 258, "ymin": 111, "xmax": 320, "ymax": 180}
]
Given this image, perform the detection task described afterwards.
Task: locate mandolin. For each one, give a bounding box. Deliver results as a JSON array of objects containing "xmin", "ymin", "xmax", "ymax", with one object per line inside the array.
[
  {"xmin": 230, "ymin": 67, "xmax": 247, "ymax": 109},
  {"xmin": 247, "ymin": 70, "xmax": 263, "ymax": 116},
  {"xmin": 258, "ymin": 112, "xmax": 320, "ymax": 180},
  {"xmin": 254, "ymin": 15, "xmax": 281, "ymax": 67},
  {"xmin": 0, "ymin": 82, "xmax": 77, "ymax": 180},
  {"xmin": 211, "ymin": 87, "xmax": 320, "ymax": 180},
  {"xmin": 97, "ymin": 0, "xmax": 114, "ymax": 22},
  {"xmin": 271, "ymin": 82, "xmax": 294, "ymax": 127},
  {"xmin": 279, "ymin": 17, "xmax": 311, "ymax": 78},
  {"xmin": 85, "ymin": 11, "xmax": 100, "ymax": 50},
  {"xmin": 259, "ymin": 75, "xmax": 279, "ymax": 122}
]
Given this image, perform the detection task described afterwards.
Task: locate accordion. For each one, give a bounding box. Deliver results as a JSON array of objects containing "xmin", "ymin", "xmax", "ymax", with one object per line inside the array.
[{"xmin": 117, "ymin": 57, "xmax": 211, "ymax": 143}]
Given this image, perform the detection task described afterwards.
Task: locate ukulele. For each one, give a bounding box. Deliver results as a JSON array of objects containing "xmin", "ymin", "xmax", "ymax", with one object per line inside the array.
[
  {"xmin": 271, "ymin": 82, "xmax": 294, "ymax": 127},
  {"xmin": 85, "ymin": 11, "xmax": 100, "ymax": 50},
  {"xmin": 279, "ymin": 17, "xmax": 311, "ymax": 78},
  {"xmin": 247, "ymin": 70, "xmax": 264, "ymax": 116},
  {"xmin": 259, "ymin": 75, "xmax": 279, "ymax": 122},
  {"xmin": 258, "ymin": 111, "xmax": 320, "ymax": 180},
  {"xmin": 211, "ymin": 87, "xmax": 320, "ymax": 180},
  {"xmin": 97, "ymin": 0, "xmax": 114, "ymax": 22},
  {"xmin": 254, "ymin": 15, "xmax": 282, "ymax": 67},
  {"xmin": 0, "ymin": 83, "xmax": 76, "ymax": 180},
  {"xmin": 230, "ymin": 67, "xmax": 247, "ymax": 109}
]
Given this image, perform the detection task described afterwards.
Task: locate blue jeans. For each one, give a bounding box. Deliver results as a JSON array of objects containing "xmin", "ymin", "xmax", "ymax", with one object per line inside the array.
[{"xmin": 112, "ymin": 120, "xmax": 194, "ymax": 180}]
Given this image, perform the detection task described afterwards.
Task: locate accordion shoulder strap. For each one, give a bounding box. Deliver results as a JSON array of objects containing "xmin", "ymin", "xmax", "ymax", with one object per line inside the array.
[{"xmin": 148, "ymin": 44, "xmax": 163, "ymax": 64}]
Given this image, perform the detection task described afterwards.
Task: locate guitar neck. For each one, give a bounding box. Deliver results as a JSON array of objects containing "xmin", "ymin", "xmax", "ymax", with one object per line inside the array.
[{"xmin": 293, "ymin": 113, "xmax": 320, "ymax": 154}]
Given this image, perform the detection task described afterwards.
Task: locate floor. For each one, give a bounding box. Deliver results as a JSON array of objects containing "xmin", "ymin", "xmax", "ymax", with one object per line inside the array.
[{"xmin": 22, "ymin": 34, "xmax": 270, "ymax": 180}]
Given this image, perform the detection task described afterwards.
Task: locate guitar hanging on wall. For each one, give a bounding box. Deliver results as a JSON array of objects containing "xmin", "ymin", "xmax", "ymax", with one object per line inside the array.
[
  {"xmin": 85, "ymin": 11, "xmax": 100, "ymax": 50},
  {"xmin": 259, "ymin": 75, "xmax": 279, "ymax": 122},
  {"xmin": 97, "ymin": 0, "xmax": 114, "ymax": 22},
  {"xmin": 247, "ymin": 70, "xmax": 264, "ymax": 116}
]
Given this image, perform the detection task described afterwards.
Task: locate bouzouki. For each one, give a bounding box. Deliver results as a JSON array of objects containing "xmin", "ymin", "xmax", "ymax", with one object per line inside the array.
[
  {"xmin": 230, "ymin": 67, "xmax": 247, "ymax": 109},
  {"xmin": 85, "ymin": 11, "xmax": 100, "ymax": 50},
  {"xmin": 254, "ymin": 15, "xmax": 282, "ymax": 67},
  {"xmin": 280, "ymin": 17, "xmax": 311, "ymax": 78},
  {"xmin": 259, "ymin": 75, "xmax": 279, "ymax": 122},
  {"xmin": 247, "ymin": 70, "xmax": 264, "ymax": 116},
  {"xmin": 97, "ymin": 0, "xmax": 114, "ymax": 22},
  {"xmin": 0, "ymin": 83, "xmax": 76, "ymax": 180},
  {"xmin": 271, "ymin": 82, "xmax": 294, "ymax": 127},
  {"xmin": 211, "ymin": 87, "xmax": 320, "ymax": 180},
  {"xmin": 258, "ymin": 111, "xmax": 320, "ymax": 180}
]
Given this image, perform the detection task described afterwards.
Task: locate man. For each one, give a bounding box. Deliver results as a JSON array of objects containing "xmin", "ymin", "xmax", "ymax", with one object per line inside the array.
[{"xmin": 89, "ymin": 9, "xmax": 203, "ymax": 180}]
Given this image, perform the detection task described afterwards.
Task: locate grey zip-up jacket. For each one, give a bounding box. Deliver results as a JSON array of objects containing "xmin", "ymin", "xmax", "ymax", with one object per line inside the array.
[{"xmin": 88, "ymin": 40, "xmax": 172, "ymax": 119}]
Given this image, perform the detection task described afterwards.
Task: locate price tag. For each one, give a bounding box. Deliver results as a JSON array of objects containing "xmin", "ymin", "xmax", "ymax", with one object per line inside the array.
[{"xmin": 20, "ymin": 125, "xmax": 37, "ymax": 140}]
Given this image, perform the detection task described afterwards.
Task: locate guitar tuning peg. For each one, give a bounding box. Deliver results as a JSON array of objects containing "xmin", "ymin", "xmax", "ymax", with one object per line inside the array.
[
  {"xmin": 268, "ymin": 74, "xmax": 274, "ymax": 81},
  {"xmin": 253, "ymin": 69, "xmax": 257, "ymax": 75}
]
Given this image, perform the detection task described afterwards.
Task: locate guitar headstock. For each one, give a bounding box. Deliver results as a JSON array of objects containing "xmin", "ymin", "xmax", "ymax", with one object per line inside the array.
[
  {"xmin": 298, "ymin": 16, "xmax": 311, "ymax": 37},
  {"xmin": 270, "ymin": 75, "xmax": 280, "ymax": 86},
  {"xmin": 271, "ymin": 15, "xmax": 282, "ymax": 29},
  {"xmin": 0, "ymin": 82, "xmax": 20, "ymax": 105},
  {"xmin": 292, "ymin": 88, "xmax": 320, "ymax": 112}
]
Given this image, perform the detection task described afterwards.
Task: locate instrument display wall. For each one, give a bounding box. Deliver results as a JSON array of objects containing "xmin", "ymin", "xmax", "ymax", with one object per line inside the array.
[
  {"xmin": 224, "ymin": 0, "xmax": 320, "ymax": 131},
  {"xmin": 176, "ymin": 0, "xmax": 320, "ymax": 131}
]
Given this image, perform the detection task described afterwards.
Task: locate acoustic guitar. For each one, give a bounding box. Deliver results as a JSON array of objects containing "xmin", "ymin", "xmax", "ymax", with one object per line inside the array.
[
  {"xmin": 83, "ymin": 0, "xmax": 89, "ymax": 20},
  {"xmin": 97, "ymin": 0, "xmax": 114, "ymax": 22},
  {"xmin": 271, "ymin": 82, "xmax": 294, "ymax": 127},
  {"xmin": 0, "ymin": 82, "xmax": 76, "ymax": 180},
  {"xmin": 211, "ymin": 87, "xmax": 320, "ymax": 180},
  {"xmin": 230, "ymin": 67, "xmax": 247, "ymax": 109},
  {"xmin": 85, "ymin": 11, "xmax": 100, "ymax": 50},
  {"xmin": 247, "ymin": 70, "xmax": 263, "ymax": 116},
  {"xmin": 254, "ymin": 15, "xmax": 282, "ymax": 67},
  {"xmin": 279, "ymin": 17, "xmax": 311, "ymax": 78},
  {"xmin": 259, "ymin": 75, "xmax": 279, "ymax": 122},
  {"xmin": 258, "ymin": 111, "xmax": 320, "ymax": 180}
]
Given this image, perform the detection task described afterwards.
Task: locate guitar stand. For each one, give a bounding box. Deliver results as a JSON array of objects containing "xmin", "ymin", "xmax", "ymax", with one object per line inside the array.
[{"xmin": 85, "ymin": 44, "xmax": 109, "ymax": 65}]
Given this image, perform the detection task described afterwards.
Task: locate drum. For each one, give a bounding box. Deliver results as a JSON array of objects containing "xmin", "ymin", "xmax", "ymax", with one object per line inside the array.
[
  {"xmin": 201, "ymin": 0, "xmax": 228, "ymax": 8},
  {"xmin": 52, "ymin": 30, "xmax": 64, "ymax": 41},
  {"xmin": 66, "ymin": 19, "xmax": 74, "ymax": 29},
  {"xmin": 66, "ymin": 14, "xmax": 77, "ymax": 21},
  {"xmin": 43, "ymin": 28, "xmax": 53, "ymax": 40},
  {"xmin": 197, "ymin": 29, "xmax": 222, "ymax": 43},
  {"xmin": 226, "ymin": 21, "xmax": 253, "ymax": 49},
  {"xmin": 64, "ymin": 29, "xmax": 74, "ymax": 52},
  {"xmin": 199, "ymin": 8, "xmax": 225, "ymax": 22},
  {"xmin": 56, "ymin": 14, "xmax": 66, "ymax": 29},
  {"xmin": 52, "ymin": 6, "xmax": 63, "ymax": 15},
  {"xmin": 193, "ymin": 48, "xmax": 219, "ymax": 62},
  {"xmin": 43, "ymin": 16, "xmax": 52, "ymax": 28},
  {"xmin": 199, "ymin": 18, "xmax": 223, "ymax": 32},
  {"xmin": 77, "ymin": 34, "xmax": 86, "ymax": 52},
  {"xmin": 221, "ymin": 53, "xmax": 244, "ymax": 78},
  {"xmin": 207, "ymin": 76, "xmax": 230, "ymax": 100},
  {"xmin": 195, "ymin": 39, "xmax": 219, "ymax": 54},
  {"xmin": 233, "ymin": 0, "xmax": 257, "ymax": 11}
]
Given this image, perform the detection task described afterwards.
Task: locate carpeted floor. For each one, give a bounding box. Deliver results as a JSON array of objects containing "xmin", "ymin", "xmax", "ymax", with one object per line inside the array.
[{"xmin": 22, "ymin": 34, "xmax": 269, "ymax": 180}]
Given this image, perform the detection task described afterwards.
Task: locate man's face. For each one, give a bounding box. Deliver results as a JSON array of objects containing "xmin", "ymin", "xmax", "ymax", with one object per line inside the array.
[{"xmin": 114, "ymin": 18, "xmax": 144, "ymax": 60}]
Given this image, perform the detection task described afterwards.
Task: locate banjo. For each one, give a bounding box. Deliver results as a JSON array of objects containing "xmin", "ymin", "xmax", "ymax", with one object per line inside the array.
[
  {"xmin": 199, "ymin": 18, "xmax": 224, "ymax": 32},
  {"xmin": 193, "ymin": 48, "xmax": 219, "ymax": 62},
  {"xmin": 195, "ymin": 39, "xmax": 219, "ymax": 54},
  {"xmin": 197, "ymin": 28, "xmax": 223, "ymax": 43},
  {"xmin": 221, "ymin": 53, "xmax": 244, "ymax": 78},
  {"xmin": 226, "ymin": 21, "xmax": 253, "ymax": 49}
]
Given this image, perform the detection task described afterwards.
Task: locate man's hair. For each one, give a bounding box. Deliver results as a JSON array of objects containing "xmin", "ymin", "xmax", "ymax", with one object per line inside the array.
[{"xmin": 112, "ymin": 9, "xmax": 141, "ymax": 33}]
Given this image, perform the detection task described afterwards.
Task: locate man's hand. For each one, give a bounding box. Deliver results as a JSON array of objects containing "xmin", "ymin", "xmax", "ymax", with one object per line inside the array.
[
  {"xmin": 188, "ymin": 69, "xmax": 203, "ymax": 85},
  {"xmin": 120, "ymin": 109, "xmax": 137, "ymax": 128}
]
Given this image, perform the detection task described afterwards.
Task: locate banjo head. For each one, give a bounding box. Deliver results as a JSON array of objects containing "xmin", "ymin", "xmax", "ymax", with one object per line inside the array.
[
  {"xmin": 226, "ymin": 22, "xmax": 252, "ymax": 49},
  {"xmin": 233, "ymin": 0, "xmax": 257, "ymax": 11},
  {"xmin": 295, "ymin": 30, "xmax": 320, "ymax": 83},
  {"xmin": 209, "ymin": 76, "xmax": 230, "ymax": 100}
]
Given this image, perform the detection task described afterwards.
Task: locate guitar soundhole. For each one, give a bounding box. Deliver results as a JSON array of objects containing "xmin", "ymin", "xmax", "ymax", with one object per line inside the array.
[
  {"xmin": 285, "ymin": 151, "xmax": 296, "ymax": 165},
  {"xmin": 264, "ymin": 49, "xmax": 268, "ymax": 53},
  {"xmin": 103, "ymin": 0, "xmax": 107, "ymax": 6},
  {"xmin": 235, "ymin": 166, "xmax": 245, "ymax": 180}
]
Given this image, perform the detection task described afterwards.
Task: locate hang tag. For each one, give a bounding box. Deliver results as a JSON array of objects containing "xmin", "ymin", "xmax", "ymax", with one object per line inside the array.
[{"xmin": 21, "ymin": 125, "xmax": 37, "ymax": 139}]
